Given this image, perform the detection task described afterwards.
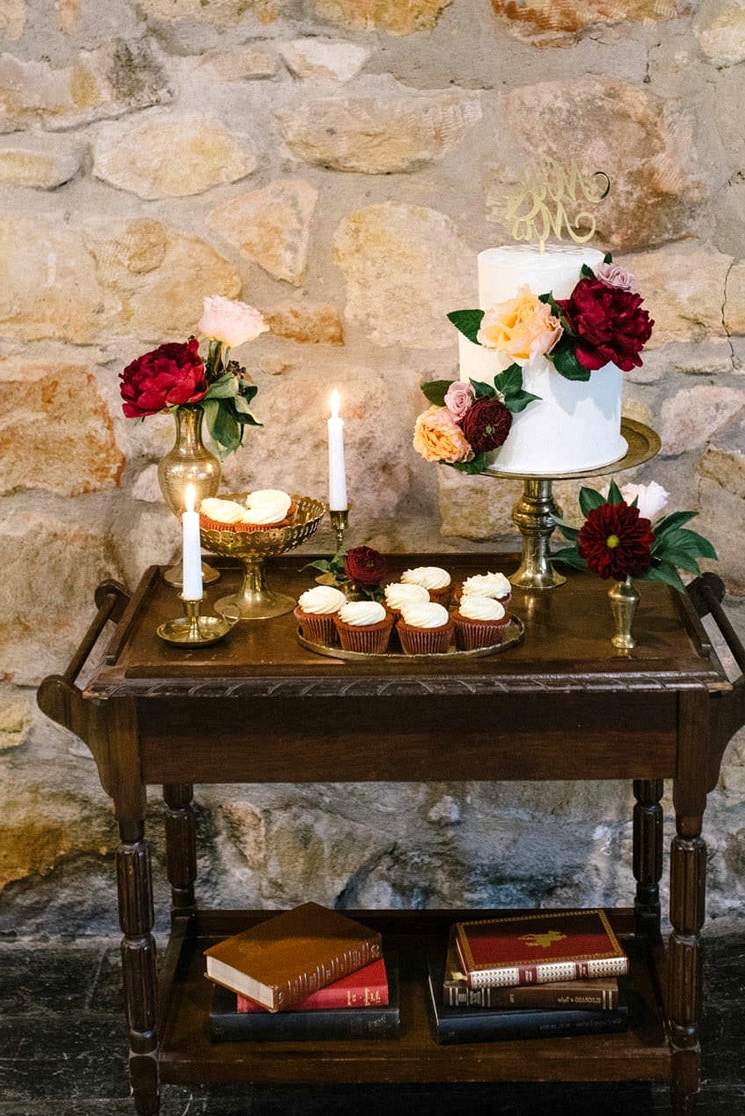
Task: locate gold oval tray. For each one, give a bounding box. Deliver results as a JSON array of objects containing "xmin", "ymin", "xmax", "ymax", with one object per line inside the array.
[{"xmin": 297, "ymin": 616, "xmax": 524, "ymax": 661}]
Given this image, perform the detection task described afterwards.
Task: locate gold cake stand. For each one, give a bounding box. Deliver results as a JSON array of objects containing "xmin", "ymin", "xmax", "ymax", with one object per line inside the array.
[
  {"xmin": 199, "ymin": 495, "xmax": 327, "ymax": 620},
  {"xmin": 486, "ymin": 419, "xmax": 661, "ymax": 592}
]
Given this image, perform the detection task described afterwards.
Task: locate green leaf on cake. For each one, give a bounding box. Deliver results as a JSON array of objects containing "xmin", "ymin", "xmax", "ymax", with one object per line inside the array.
[
  {"xmin": 449, "ymin": 452, "xmax": 490, "ymax": 475},
  {"xmin": 420, "ymin": 379, "xmax": 454, "ymax": 407},
  {"xmin": 447, "ymin": 309, "xmax": 484, "ymax": 345},
  {"xmin": 471, "ymin": 378, "xmax": 496, "ymax": 399},
  {"xmin": 550, "ymin": 340, "xmax": 591, "ymax": 382},
  {"xmin": 493, "ymin": 363, "xmax": 541, "ymax": 414}
]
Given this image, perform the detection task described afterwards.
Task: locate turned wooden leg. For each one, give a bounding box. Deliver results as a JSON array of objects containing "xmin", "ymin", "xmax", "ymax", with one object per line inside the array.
[
  {"xmin": 117, "ymin": 818, "xmax": 159, "ymax": 1116},
  {"xmin": 668, "ymin": 691, "xmax": 710, "ymax": 1116},
  {"xmin": 163, "ymin": 783, "xmax": 197, "ymax": 917},
  {"xmin": 633, "ymin": 778, "xmax": 664, "ymax": 938}
]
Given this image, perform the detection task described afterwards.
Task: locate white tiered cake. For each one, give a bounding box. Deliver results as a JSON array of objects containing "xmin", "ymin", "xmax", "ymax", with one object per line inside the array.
[{"xmin": 458, "ymin": 244, "xmax": 628, "ymax": 476}]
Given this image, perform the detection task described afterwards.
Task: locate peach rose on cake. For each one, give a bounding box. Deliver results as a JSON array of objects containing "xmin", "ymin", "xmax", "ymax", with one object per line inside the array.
[
  {"xmin": 413, "ymin": 406, "xmax": 474, "ymax": 465},
  {"xmin": 477, "ymin": 286, "xmax": 562, "ymax": 363}
]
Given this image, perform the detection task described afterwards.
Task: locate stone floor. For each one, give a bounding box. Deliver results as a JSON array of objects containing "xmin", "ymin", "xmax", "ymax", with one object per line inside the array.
[{"xmin": 0, "ymin": 928, "xmax": 743, "ymax": 1116}]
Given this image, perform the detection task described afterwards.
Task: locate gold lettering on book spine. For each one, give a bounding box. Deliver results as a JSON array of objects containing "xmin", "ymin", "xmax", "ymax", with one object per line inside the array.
[{"xmin": 502, "ymin": 161, "xmax": 610, "ymax": 252}]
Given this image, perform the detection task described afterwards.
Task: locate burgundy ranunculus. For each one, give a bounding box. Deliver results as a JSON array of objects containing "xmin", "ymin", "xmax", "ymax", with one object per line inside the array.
[
  {"xmin": 557, "ymin": 277, "xmax": 654, "ymax": 372},
  {"xmin": 578, "ymin": 501, "xmax": 656, "ymax": 580},
  {"xmin": 120, "ymin": 338, "xmax": 207, "ymax": 418},
  {"xmin": 459, "ymin": 396, "xmax": 512, "ymax": 454},
  {"xmin": 344, "ymin": 546, "xmax": 389, "ymax": 588}
]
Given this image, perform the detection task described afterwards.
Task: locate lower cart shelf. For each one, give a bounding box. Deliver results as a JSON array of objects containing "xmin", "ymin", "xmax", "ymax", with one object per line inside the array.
[{"xmin": 155, "ymin": 908, "xmax": 672, "ymax": 1088}]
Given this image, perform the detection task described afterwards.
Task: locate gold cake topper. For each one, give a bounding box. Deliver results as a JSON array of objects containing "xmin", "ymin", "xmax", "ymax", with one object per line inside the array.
[{"xmin": 502, "ymin": 160, "xmax": 610, "ymax": 252}]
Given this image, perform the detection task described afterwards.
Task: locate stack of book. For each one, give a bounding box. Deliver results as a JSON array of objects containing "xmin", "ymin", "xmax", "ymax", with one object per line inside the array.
[
  {"xmin": 427, "ymin": 910, "xmax": 631, "ymax": 1044},
  {"xmin": 204, "ymin": 902, "xmax": 399, "ymax": 1041}
]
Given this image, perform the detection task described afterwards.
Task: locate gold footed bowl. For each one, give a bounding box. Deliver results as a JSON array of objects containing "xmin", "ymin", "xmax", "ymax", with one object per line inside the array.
[{"xmin": 200, "ymin": 495, "xmax": 327, "ymax": 620}]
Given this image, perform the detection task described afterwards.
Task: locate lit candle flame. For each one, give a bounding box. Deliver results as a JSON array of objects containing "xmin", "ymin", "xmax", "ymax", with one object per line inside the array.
[
  {"xmin": 185, "ymin": 483, "xmax": 196, "ymax": 514},
  {"xmin": 330, "ymin": 389, "xmax": 340, "ymax": 420}
]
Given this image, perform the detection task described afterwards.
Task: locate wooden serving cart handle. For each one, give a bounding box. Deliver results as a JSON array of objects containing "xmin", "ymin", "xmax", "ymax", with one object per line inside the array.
[{"xmin": 37, "ymin": 579, "xmax": 130, "ymax": 742}]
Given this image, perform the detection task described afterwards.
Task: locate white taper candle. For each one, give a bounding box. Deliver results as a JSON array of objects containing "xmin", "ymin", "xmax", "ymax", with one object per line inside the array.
[
  {"xmin": 327, "ymin": 389, "xmax": 347, "ymax": 511},
  {"xmin": 182, "ymin": 483, "xmax": 203, "ymax": 600}
]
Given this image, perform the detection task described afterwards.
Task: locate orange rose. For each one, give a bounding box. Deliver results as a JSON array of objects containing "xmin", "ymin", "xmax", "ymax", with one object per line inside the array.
[
  {"xmin": 413, "ymin": 406, "xmax": 474, "ymax": 464},
  {"xmin": 477, "ymin": 286, "xmax": 562, "ymax": 362}
]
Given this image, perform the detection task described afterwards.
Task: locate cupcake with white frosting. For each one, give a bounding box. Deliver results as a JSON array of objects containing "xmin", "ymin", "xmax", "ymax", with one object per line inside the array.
[
  {"xmin": 294, "ymin": 585, "xmax": 347, "ymax": 644},
  {"xmin": 452, "ymin": 593, "xmax": 511, "ymax": 650},
  {"xmin": 241, "ymin": 489, "xmax": 297, "ymax": 529},
  {"xmin": 333, "ymin": 600, "xmax": 394, "ymax": 654},
  {"xmin": 400, "ymin": 565, "xmax": 453, "ymax": 607},
  {"xmin": 459, "ymin": 571, "xmax": 511, "ymax": 606},
  {"xmin": 396, "ymin": 600, "xmax": 454, "ymax": 655},
  {"xmin": 383, "ymin": 581, "xmax": 430, "ymax": 620},
  {"xmin": 200, "ymin": 496, "xmax": 251, "ymax": 530},
  {"xmin": 199, "ymin": 490, "xmax": 297, "ymax": 532}
]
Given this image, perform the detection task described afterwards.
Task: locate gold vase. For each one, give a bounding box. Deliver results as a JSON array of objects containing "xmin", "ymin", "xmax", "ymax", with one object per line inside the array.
[
  {"xmin": 608, "ymin": 576, "xmax": 640, "ymax": 651},
  {"xmin": 157, "ymin": 406, "xmax": 221, "ymax": 587},
  {"xmin": 157, "ymin": 405, "xmax": 221, "ymax": 516}
]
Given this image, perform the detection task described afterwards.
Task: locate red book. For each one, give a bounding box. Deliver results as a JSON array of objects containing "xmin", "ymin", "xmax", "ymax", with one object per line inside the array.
[
  {"xmin": 455, "ymin": 909, "xmax": 628, "ymax": 990},
  {"xmin": 236, "ymin": 956, "xmax": 389, "ymax": 1013}
]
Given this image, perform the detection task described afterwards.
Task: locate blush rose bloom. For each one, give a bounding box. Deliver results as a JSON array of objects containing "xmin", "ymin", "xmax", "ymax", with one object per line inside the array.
[
  {"xmin": 595, "ymin": 262, "xmax": 636, "ymax": 292},
  {"xmin": 620, "ymin": 480, "xmax": 669, "ymax": 523},
  {"xmin": 198, "ymin": 296, "xmax": 269, "ymax": 347},
  {"xmin": 120, "ymin": 338, "xmax": 207, "ymax": 418},
  {"xmin": 413, "ymin": 406, "xmax": 474, "ymax": 464},
  {"xmin": 477, "ymin": 286, "xmax": 563, "ymax": 362},
  {"xmin": 444, "ymin": 380, "xmax": 475, "ymax": 421}
]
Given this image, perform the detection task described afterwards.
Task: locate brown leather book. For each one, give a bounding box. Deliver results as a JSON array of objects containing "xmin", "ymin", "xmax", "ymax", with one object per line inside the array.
[{"xmin": 204, "ymin": 903, "xmax": 383, "ymax": 1012}]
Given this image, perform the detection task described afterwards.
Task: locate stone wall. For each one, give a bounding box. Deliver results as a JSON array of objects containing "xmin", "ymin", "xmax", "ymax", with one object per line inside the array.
[{"xmin": 3, "ymin": 0, "xmax": 745, "ymax": 937}]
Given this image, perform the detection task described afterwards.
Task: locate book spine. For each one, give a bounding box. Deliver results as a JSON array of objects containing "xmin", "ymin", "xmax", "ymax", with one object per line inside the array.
[
  {"xmin": 467, "ymin": 955, "xmax": 629, "ymax": 990},
  {"xmin": 433, "ymin": 1007, "xmax": 629, "ymax": 1046},
  {"xmin": 237, "ymin": 974, "xmax": 389, "ymax": 1013},
  {"xmin": 276, "ymin": 939, "xmax": 383, "ymax": 1011},
  {"xmin": 209, "ymin": 1004, "xmax": 399, "ymax": 1043},
  {"xmin": 443, "ymin": 980, "xmax": 620, "ymax": 1010}
]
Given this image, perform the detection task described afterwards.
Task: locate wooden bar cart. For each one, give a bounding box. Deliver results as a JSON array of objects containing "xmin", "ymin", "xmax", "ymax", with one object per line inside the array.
[{"xmin": 37, "ymin": 555, "xmax": 745, "ymax": 1115}]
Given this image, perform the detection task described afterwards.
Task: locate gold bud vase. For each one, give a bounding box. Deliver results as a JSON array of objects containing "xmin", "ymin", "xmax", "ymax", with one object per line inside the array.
[
  {"xmin": 608, "ymin": 575, "xmax": 640, "ymax": 651},
  {"xmin": 157, "ymin": 405, "xmax": 222, "ymax": 587},
  {"xmin": 157, "ymin": 405, "xmax": 221, "ymax": 516}
]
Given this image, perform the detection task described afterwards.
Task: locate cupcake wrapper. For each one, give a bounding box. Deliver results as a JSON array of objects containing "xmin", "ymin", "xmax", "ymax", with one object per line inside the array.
[
  {"xmin": 453, "ymin": 615, "xmax": 511, "ymax": 651},
  {"xmin": 294, "ymin": 608, "xmax": 338, "ymax": 646},
  {"xmin": 333, "ymin": 617, "xmax": 393, "ymax": 654},
  {"xmin": 397, "ymin": 620, "xmax": 454, "ymax": 656}
]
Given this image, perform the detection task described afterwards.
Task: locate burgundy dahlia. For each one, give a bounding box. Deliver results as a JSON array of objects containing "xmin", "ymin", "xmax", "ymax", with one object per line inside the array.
[
  {"xmin": 578, "ymin": 501, "xmax": 656, "ymax": 581},
  {"xmin": 344, "ymin": 546, "xmax": 389, "ymax": 588},
  {"xmin": 120, "ymin": 338, "xmax": 207, "ymax": 418},
  {"xmin": 557, "ymin": 276, "xmax": 654, "ymax": 373},
  {"xmin": 459, "ymin": 396, "xmax": 513, "ymax": 454}
]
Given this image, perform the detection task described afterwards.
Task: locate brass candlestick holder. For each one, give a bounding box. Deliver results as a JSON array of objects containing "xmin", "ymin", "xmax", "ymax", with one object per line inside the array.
[
  {"xmin": 485, "ymin": 419, "xmax": 661, "ymax": 591},
  {"xmin": 157, "ymin": 596, "xmax": 238, "ymax": 647},
  {"xmin": 329, "ymin": 507, "xmax": 349, "ymax": 553}
]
